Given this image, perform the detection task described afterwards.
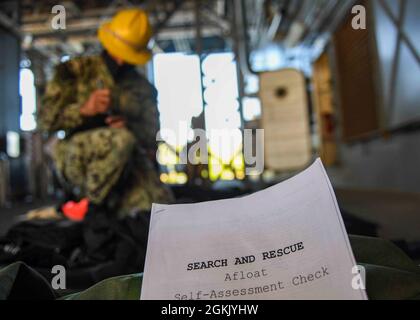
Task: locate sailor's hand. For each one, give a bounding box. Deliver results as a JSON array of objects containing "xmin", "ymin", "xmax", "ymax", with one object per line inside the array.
[
  {"xmin": 106, "ymin": 115, "xmax": 126, "ymax": 128},
  {"xmin": 80, "ymin": 89, "xmax": 111, "ymax": 116}
]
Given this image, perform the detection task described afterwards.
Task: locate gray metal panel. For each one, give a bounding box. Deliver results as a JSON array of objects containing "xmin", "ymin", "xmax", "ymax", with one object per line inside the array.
[
  {"xmin": 372, "ymin": 0, "xmax": 420, "ymax": 128},
  {"xmin": 404, "ymin": 0, "xmax": 420, "ymax": 54}
]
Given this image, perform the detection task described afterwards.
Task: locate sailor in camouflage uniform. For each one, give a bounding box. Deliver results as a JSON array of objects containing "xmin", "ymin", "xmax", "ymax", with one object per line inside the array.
[{"xmin": 38, "ymin": 9, "xmax": 173, "ymax": 217}]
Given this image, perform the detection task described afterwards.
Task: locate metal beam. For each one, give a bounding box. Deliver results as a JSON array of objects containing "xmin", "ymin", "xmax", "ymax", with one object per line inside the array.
[{"xmin": 0, "ymin": 11, "xmax": 21, "ymax": 38}]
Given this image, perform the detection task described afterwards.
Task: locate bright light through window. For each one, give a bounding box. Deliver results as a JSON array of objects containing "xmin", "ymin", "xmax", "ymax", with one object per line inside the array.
[
  {"xmin": 153, "ymin": 53, "xmax": 203, "ymax": 148},
  {"xmin": 19, "ymin": 68, "xmax": 37, "ymax": 131}
]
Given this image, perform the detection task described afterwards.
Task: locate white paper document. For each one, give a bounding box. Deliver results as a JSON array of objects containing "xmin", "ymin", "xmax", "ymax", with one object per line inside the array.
[{"xmin": 141, "ymin": 159, "xmax": 367, "ymax": 300}]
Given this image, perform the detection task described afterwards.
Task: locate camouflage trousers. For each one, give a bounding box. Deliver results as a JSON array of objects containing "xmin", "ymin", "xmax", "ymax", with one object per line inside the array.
[
  {"xmin": 53, "ymin": 127, "xmax": 135, "ymax": 204},
  {"xmin": 52, "ymin": 127, "xmax": 173, "ymax": 214}
]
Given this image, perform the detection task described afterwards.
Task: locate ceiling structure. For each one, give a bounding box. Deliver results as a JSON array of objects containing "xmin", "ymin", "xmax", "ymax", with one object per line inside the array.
[
  {"xmin": 0, "ymin": 0, "xmax": 357, "ymax": 77},
  {"xmin": 19, "ymin": 0, "xmax": 231, "ymax": 65}
]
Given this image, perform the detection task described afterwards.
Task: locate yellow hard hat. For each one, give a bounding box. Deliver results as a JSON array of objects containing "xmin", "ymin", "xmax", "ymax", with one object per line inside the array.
[{"xmin": 98, "ymin": 8, "xmax": 152, "ymax": 65}]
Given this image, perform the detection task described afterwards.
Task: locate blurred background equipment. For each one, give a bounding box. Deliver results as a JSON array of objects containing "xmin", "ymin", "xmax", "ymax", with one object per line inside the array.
[{"xmin": 260, "ymin": 69, "xmax": 312, "ymax": 171}]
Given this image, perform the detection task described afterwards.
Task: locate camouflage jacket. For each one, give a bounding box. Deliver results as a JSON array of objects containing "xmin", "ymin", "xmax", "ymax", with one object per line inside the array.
[{"xmin": 39, "ymin": 55, "xmax": 159, "ymax": 151}]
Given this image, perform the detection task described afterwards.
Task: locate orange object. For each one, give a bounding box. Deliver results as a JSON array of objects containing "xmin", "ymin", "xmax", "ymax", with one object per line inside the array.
[{"xmin": 62, "ymin": 198, "xmax": 89, "ymax": 222}]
